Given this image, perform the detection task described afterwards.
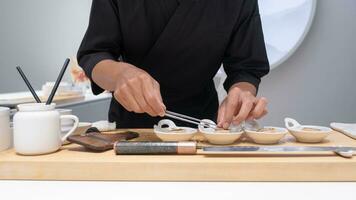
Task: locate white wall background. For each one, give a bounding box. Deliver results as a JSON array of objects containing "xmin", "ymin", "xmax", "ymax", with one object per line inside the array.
[
  {"xmin": 0, "ymin": 0, "xmax": 92, "ymax": 93},
  {"xmin": 0, "ymin": 0, "xmax": 355, "ymax": 126},
  {"xmin": 258, "ymin": 0, "xmax": 356, "ymax": 126}
]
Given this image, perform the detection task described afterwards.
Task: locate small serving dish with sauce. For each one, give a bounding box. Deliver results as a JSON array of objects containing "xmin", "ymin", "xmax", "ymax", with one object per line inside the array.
[
  {"xmin": 198, "ymin": 119, "xmax": 244, "ymax": 145},
  {"xmin": 245, "ymin": 126, "xmax": 288, "ymax": 144},
  {"xmin": 154, "ymin": 119, "xmax": 197, "ymax": 141},
  {"xmin": 285, "ymin": 118, "xmax": 332, "ymax": 143}
]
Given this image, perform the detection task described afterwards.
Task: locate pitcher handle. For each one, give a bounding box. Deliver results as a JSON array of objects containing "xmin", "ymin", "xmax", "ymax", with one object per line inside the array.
[{"xmin": 60, "ymin": 115, "xmax": 79, "ymax": 142}]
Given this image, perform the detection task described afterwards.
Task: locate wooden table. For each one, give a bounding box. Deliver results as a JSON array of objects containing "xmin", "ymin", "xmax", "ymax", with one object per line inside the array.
[{"xmin": 1, "ymin": 129, "xmax": 356, "ymax": 181}]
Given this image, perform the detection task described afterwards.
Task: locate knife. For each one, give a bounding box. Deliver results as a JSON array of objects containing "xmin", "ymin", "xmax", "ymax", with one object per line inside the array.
[{"xmin": 202, "ymin": 146, "xmax": 356, "ymax": 158}]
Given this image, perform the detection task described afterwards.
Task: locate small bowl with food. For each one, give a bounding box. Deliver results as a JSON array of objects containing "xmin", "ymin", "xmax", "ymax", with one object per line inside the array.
[
  {"xmin": 245, "ymin": 126, "xmax": 288, "ymax": 144},
  {"xmin": 285, "ymin": 118, "xmax": 332, "ymax": 143},
  {"xmin": 198, "ymin": 119, "xmax": 243, "ymax": 145},
  {"xmin": 154, "ymin": 119, "xmax": 197, "ymax": 141}
]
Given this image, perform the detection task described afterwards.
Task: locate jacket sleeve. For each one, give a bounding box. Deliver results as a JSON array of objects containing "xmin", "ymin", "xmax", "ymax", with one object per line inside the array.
[
  {"xmin": 77, "ymin": 0, "xmax": 122, "ymax": 95},
  {"xmin": 223, "ymin": 0, "xmax": 270, "ymax": 93}
]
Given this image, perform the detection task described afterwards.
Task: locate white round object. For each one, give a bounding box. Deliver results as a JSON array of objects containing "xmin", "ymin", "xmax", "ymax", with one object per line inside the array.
[
  {"xmin": 200, "ymin": 131, "xmax": 243, "ymax": 145},
  {"xmin": 259, "ymin": 0, "xmax": 317, "ymax": 69},
  {"xmin": 245, "ymin": 126, "xmax": 288, "ymax": 144},
  {"xmin": 154, "ymin": 119, "xmax": 197, "ymax": 142},
  {"xmin": 285, "ymin": 118, "xmax": 332, "ymax": 143}
]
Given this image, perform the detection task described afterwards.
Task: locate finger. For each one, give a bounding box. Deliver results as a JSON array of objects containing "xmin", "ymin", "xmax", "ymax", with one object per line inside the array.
[
  {"xmin": 144, "ymin": 79, "xmax": 165, "ymax": 116},
  {"xmin": 114, "ymin": 85, "xmax": 140, "ymax": 112},
  {"xmin": 129, "ymin": 80, "xmax": 156, "ymax": 116},
  {"xmin": 255, "ymin": 109, "xmax": 268, "ymax": 120},
  {"xmin": 217, "ymin": 101, "xmax": 226, "ymax": 127},
  {"xmin": 223, "ymin": 92, "xmax": 241, "ymax": 129},
  {"xmin": 251, "ymin": 97, "xmax": 268, "ymax": 119},
  {"xmin": 153, "ymin": 80, "xmax": 165, "ymax": 107},
  {"xmin": 115, "ymin": 85, "xmax": 141, "ymax": 113},
  {"xmin": 142, "ymin": 81, "xmax": 164, "ymax": 117},
  {"xmin": 233, "ymin": 97, "xmax": 254, "ymax": 125},
  {"xmin": 117, "ymin": 94, "xmax": 132, "ymax": 112}
]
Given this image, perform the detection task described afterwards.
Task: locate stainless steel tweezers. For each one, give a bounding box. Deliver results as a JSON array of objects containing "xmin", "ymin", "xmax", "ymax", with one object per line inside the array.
[{"xmin": 165, "ymin": 110, "xmax": 217, "ymax": 129}]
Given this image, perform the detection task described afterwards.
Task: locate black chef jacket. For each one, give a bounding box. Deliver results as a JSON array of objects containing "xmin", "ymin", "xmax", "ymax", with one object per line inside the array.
[{"xmin": 77, "ymin": 0, "xmax": 270, "ymax": 128}]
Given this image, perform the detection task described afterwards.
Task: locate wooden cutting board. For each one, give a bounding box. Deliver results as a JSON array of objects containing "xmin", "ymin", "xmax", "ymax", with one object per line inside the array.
[{"xmin": 0, "ymin": 129, "xmax": 356, "ymax": 181}]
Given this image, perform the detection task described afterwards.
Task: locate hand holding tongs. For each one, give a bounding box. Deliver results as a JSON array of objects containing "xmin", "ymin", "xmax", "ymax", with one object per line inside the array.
[{"xmin": 165, "ymin": 110, "xmax": 217, "ymax": 129}]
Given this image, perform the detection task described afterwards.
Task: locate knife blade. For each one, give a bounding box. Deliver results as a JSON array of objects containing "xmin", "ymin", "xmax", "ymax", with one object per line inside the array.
[{"xmin": 202, "ymin": 146, "xmax": 356, "ymax": 158}]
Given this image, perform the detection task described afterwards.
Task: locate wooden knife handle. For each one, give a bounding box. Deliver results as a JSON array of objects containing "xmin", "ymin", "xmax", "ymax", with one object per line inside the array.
[{"xmin": 114, "ymin": 141, "xmax": 197, "ymax": 155}]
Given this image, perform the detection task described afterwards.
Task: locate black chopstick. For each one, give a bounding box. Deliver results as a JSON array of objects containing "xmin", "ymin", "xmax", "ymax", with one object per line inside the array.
[
  {"xmin": 46, "ymin": 58, "xmax": 70, "ymax": 105},
  {"xmin": 16, "ymin": 66, "xmax": 42, "ymax": 103}
]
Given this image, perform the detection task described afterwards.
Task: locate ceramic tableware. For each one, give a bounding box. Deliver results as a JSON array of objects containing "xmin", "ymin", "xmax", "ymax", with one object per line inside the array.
[
  {"xmin": 42, "ymin": 82, "xmax": 72, "ymax": 97},
  {"xmin": 61, "ymin": 122, "xmax": 92, "ymax": 145},
  {"xmin": 57, "ymin": 108, "xmax": 73, "ymax": 126},
  {"xmin": 199, "ymin": 119, "xmax": 243, "ymax": 145},
  {"xmin": 245, "ymin": 126, "xmax": 288, "ymax": 144},
  {"xmin": 13, "ymin": 103, "xmax": 79, "ymax": 155},
  {"xmin": 0, "ymin": 107, "xmax": 11, "ymax": 151},
  {"xmin": 285, "ymin": 118, "xmax": 332, "ymax": 143},
  {"xmin": 154, "ymin": 119, "xmax": 197, "ymax": 141}
]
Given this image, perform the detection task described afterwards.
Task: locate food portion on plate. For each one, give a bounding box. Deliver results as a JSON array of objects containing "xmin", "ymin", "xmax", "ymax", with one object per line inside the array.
[
  {"xmin": 198, "ymin": 119, "xmax": 244, "ymax": 145},
  {"xmin": 245, "ymin": 126, "xmax": 288, "ymax": 144}
]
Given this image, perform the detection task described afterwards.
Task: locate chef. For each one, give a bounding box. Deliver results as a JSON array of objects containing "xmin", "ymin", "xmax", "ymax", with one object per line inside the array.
[{"xmin": 77, "ymin": 0, "xmax": 270, "ymax": 129}]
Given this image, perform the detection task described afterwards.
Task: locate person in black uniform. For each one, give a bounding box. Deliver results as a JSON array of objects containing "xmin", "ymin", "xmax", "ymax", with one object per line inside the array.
[{"xmin": 77, "ymin": 0, "xmax": 270, "ymax": 129}]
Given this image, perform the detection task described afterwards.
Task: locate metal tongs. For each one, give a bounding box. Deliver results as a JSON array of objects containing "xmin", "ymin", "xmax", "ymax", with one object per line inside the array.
[{"xmin": 165, "ymin": 110, "xmax": 217, "ymax": 129}]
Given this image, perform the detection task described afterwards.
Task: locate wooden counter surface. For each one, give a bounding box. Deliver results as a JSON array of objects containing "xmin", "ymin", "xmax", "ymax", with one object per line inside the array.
[{"xmin": 1, "ymin": 129, "xmax": 356, "ymax": 181}]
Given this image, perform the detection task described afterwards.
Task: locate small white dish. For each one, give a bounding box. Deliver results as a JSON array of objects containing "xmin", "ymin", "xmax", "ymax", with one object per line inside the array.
[
  {"xmin": 199, "ymin": 119, "xmax": 243, "ymax": 145},
  {"xmin": 245, "ymin": 126, "xmax": 288, "ymax": 144},
  {"xmin": 42, "ymin": 82, "xmax": 72, "ymax": 97},
  {"xmin": 92, "ymin": 120, "xmax": 116, "ymax": 132},
  {"xmin": 285, "ymin": 118, "xmax": 332, "ymax": 143},
  {"xmin": 62, "ymin": 122, "xmax": 92, "ymax": 145},
  {"xmin": 154, "ymin": 119, "xmax": 197, "ymax": 142}
]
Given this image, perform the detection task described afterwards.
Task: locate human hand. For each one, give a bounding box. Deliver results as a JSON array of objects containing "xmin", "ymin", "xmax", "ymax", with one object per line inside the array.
[
  {"xmin": 113, "ymin": 63, "xmax": 166, "ymax": 117},
  {"xmin": 217, "ymin": 83, "xmax": 268, "ymax": 129}
]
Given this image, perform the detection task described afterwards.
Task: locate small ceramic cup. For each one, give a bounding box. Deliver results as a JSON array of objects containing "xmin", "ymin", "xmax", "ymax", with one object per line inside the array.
[
  {"xmin": 154, "ymin": 119, "xmax": 197, "ymax": 141},
  {"xmin": 245, "ymin": 126, "xmax": 288, "ymax": 144},
  {"xmin": 285, "ymin": 118, "xmax": 332, "ymax": 143},
  {"xmin": 199, "ymin": 119, "xmax": 243, "ymax": 145},
  {"xmin": 0, "ymin": 107, "xmax": 11, "ymax": 152},
  {"xmin": 13, "ymin": 103, "xmax": 79, "ymax": 155}
]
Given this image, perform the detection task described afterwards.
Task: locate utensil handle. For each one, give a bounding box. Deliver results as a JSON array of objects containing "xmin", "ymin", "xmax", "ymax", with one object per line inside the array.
[
  {"xmin": 284, "ymin": 118, "xmax": 300, "ymax": 129},
  {"xmin": 114, "ymin": 141, "xmax": 197, "ymax": 155},
  {"xmin": 157, "ymin": 119, "xmax": 177, "ymax": 130},
  {"xmin": 60, "ymin": 115, "xmax": 79, "ymax": 142}
]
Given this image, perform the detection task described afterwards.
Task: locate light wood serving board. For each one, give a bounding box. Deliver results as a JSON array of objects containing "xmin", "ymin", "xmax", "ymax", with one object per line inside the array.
[{"xmin": 1, "ymin": 129, "xmax": 356, "ymax": 181}]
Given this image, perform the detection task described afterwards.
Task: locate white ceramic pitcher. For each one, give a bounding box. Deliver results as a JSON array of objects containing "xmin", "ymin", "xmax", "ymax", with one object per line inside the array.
[{"xmin": 13, "ymin": 103, "xmax": 79, "ymax": 155}]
